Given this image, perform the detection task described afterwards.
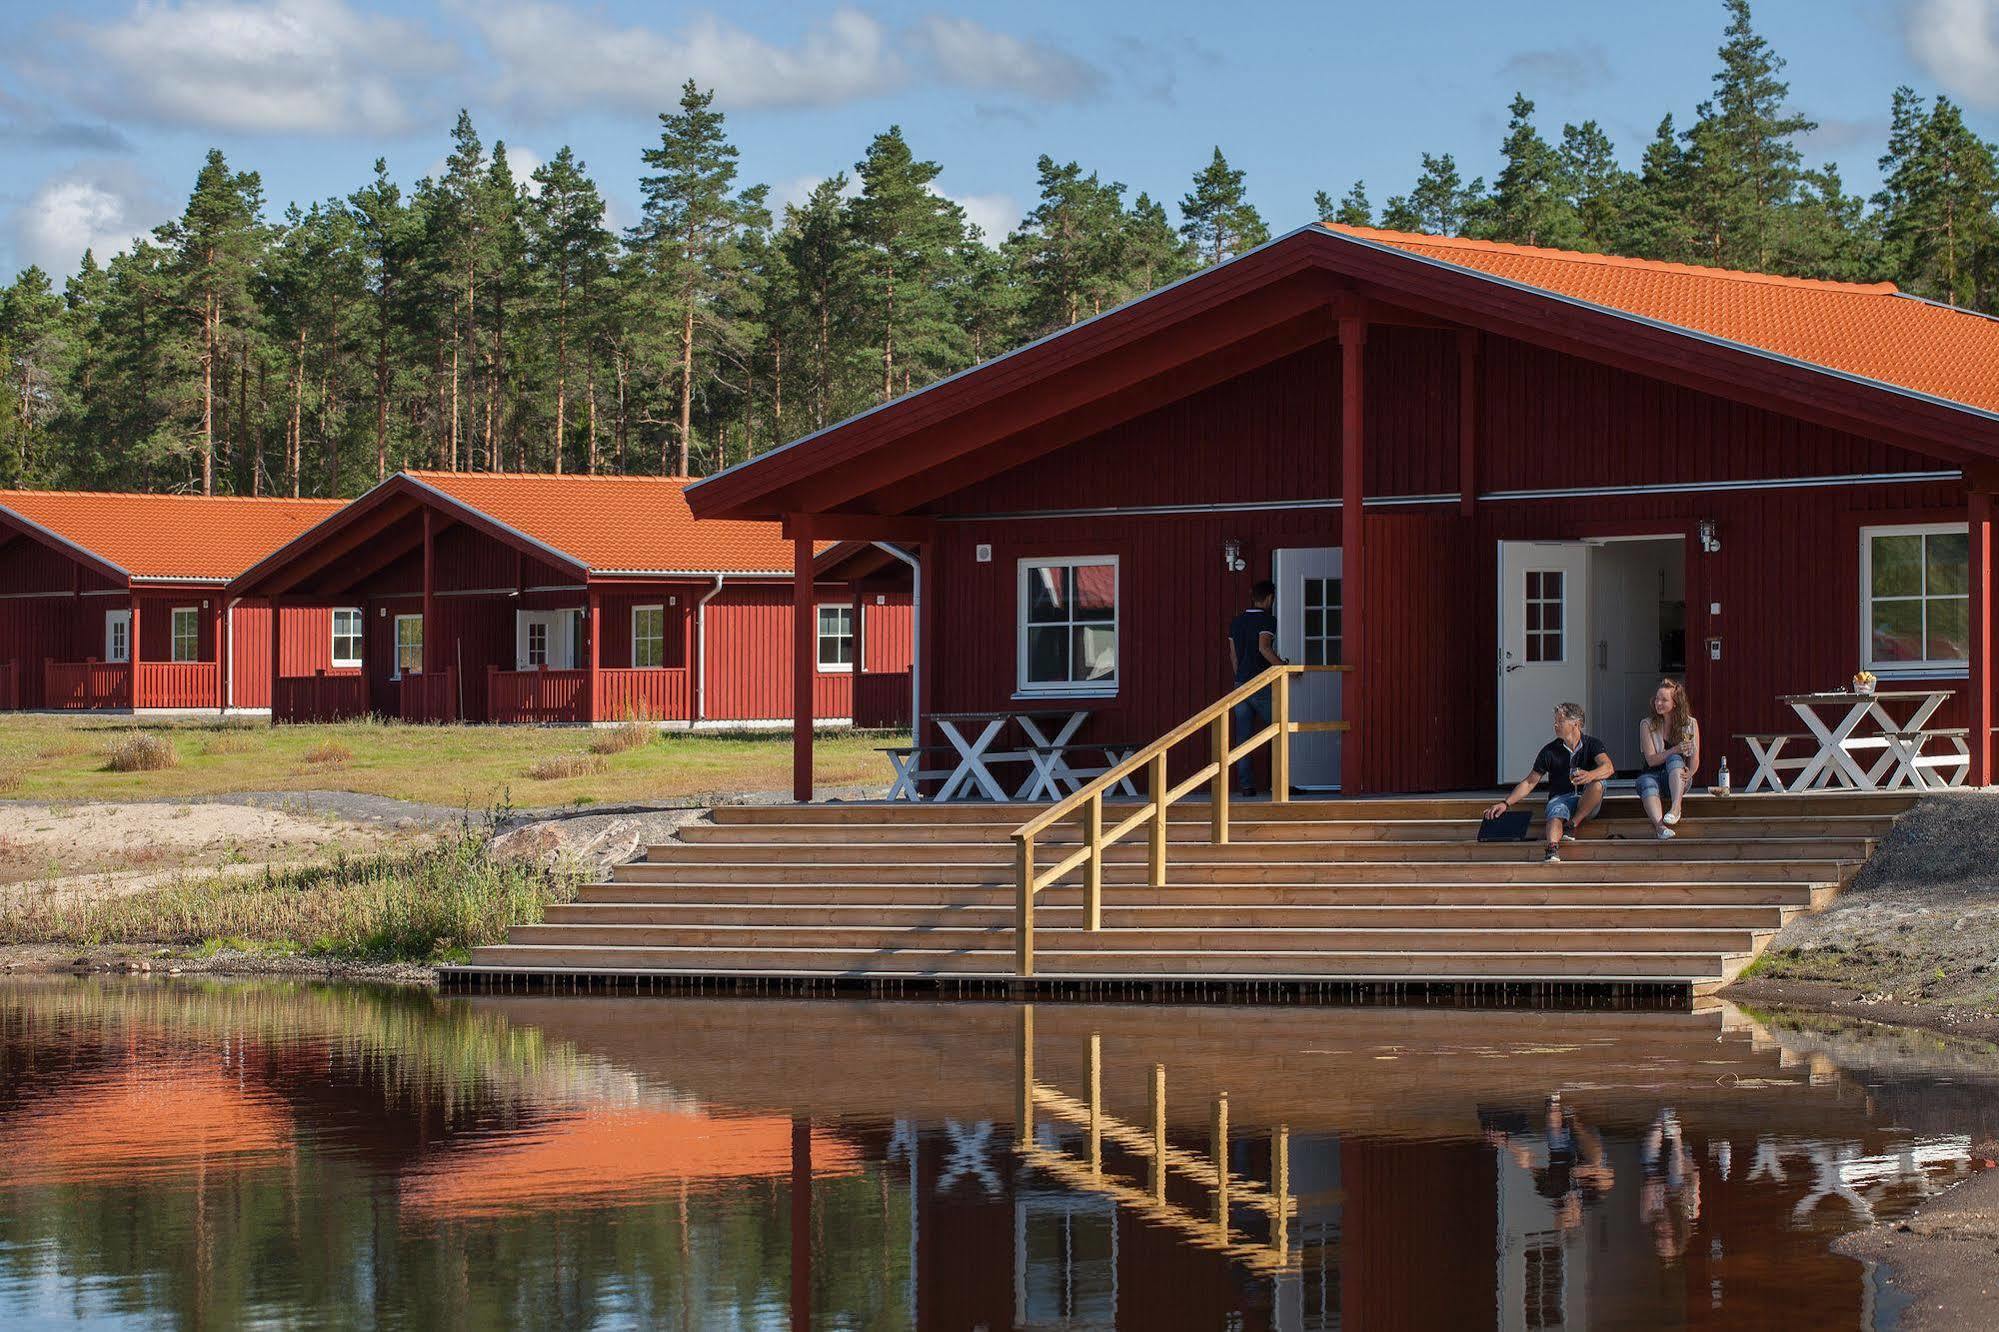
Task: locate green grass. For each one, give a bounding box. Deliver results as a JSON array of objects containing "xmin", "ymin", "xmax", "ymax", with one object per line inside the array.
[
  {"xmin": 0, "ymin": 832, "xmax": 580, "ymax": 963},
  {"xmin": 0, "ymin": 714, "xmax": 903, "ymax": 807}
]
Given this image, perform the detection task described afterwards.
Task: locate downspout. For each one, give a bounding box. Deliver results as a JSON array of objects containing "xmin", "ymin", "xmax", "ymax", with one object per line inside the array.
[
  {"xmin": 223, "ymin": 597, "xmax": 238, "ymax": 713},
  {"xmin": 693, "ymin": 574, "xmax": 725, "ymax": 727},
  {"xmin": 872, "ymin": 542, "xmax": 921, "ymax": 733}
]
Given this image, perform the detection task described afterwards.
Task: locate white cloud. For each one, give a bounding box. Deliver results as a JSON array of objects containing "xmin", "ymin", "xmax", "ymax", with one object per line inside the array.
[
  {"xmin": 458, "ymin": 2, "xmax": 905, "ymax": 115},
  {"xmin": 905, "ymin": 16, "xmax": 1104, "ymax": 101},
  {"xmin": 9, "ymin": 163, "xmax": 167, "ymax": 275},
  {"xmin": 49, "ymin": 0, "xmax": 455, "ymax": 135},
  {"xmin": 1906, "ymin": 0, "xmax": 1999, "ymax": 108},
  {"xmin": 942, "ymin": 190, "xmax": 1017, "ymax": 246}
]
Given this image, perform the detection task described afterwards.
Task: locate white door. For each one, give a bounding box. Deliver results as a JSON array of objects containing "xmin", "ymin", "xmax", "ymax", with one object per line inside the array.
[
  {"xmin": 104, "ymin": 609, "xmax": 131, "ymax": 663},
  {"xmin": 515, "ymin": 610, "xmax": 576, "ymax": 670},
  {"xmin": 1498, "ymin": 541, "xmax": 1590, "ymax": 780},
  {"xmin": 1273, "ymin": 546, "xmax": 1343, "ymax": 790}
]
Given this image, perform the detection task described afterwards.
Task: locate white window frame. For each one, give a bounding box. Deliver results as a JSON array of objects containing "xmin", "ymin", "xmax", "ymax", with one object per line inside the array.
[
  {"xmin": 331, "ymin": 607, "xmax": 364, "ymax": 670},
  {"xmin": 392, "ymin": 614, "xmax": 424, "ymax": 678},
  {"xmin": 631, "ymin": 604, "xmax": 666, "ymax": 670},
  {"xmin": 105, "ymin": 609, "xmax": 130, "ymax": 664},
  {"xmin": 1860, "ymin": 522, "xmax": 1970, "ymax": 676},
  {"xmin": 1016, "ymin": 555, "xmax": 1120, "ymax": 698},
  {"xmin": 170, "ymin": 606, "xmax": 200, "ymax": 663},
  {"xmin": 816, "ymin": 603, "xmax": 855, "ymax": 673}
]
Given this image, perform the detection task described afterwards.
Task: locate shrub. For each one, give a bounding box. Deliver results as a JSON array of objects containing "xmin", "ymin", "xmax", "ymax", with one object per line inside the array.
[
  {"xmin": 588, "ymin": 706, "xmax": 656, "ymax": 755},
  {"xmin": 525, "ymin": 753, "xmax": 606, "ymax": 781},
  {"xmin": 203, "ymin": 734, "xmax": 253, "ymax": 756},
  {"xmin": 0, "ymin": 772, "xmax": 19, "ymax": 796},
  {"xmin": 303, "ymin": 740, "xmax": 353, "ymax": 767},
  {"xmin": 106, "ymin": 733, "xmax": 178, "ymax": 772}
]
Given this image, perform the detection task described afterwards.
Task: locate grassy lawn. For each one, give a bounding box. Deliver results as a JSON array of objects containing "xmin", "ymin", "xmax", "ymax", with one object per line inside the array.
[{"xmin": 0, "ymin": 713, "xmax": 903, "ymax": 808}]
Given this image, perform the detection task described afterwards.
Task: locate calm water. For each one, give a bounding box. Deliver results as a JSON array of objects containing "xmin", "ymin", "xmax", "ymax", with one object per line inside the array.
[{"xmin": 0, "ymin": 981, "xmax": 1994, "ymax": 1330}]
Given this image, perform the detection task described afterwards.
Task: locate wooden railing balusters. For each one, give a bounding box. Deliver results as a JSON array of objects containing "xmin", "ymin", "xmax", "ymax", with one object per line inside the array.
[
  {"xmin": 1084, "ymin": 794, "xmax": 1103, "ymax": 931},
  {"xmin": 1147, "ymin": 752, "xmax": 1169, "ymax": 886},
  {"xmin": 1273, "ymin": 671, "xmax": 1293, "ymax": 803},
  {"xmin": 1209, "ymin": 711, "xmax": 1231, "ymax": 845}
]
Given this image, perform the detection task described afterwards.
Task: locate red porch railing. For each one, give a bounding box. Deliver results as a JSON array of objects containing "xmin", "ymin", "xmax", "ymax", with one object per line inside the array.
[
  {"xmin": 853, "ymin": 670, "xmax": 913, "ymax": 728},
  {"xmin": 44, "ymin": 661, "xmax": 132, "ymax": 710},
  {"xmin": 273, "ymin": 671, "xmax": 368, "ymax": 724},
  {"xmin": 135, "ymin": 661, "xmax": 220, "ymax": 709},
  {"xmin": 397, "ymin": 669, "xmax": 459, "ymax": 724},
  {"xmin": 0, "ymin": 659, "xmax": 18, "ymax": 711},
  {"xmin": 487, "ymin": 667, "xmax": 588, "ymax": 724},
  {"xmin": 597, "ymin": 668, "xmax": 690, "ymax": 723}
]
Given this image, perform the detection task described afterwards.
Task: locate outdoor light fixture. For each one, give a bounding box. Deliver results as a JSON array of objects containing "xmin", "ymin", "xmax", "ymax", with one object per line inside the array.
[
  {"xmin": 1223, "ymin": 539, "xmax": 1246, "ymax": 573},
  {"xmin": 1697, "ymin": 519, "xmax": 1721, "ymax": 554}
]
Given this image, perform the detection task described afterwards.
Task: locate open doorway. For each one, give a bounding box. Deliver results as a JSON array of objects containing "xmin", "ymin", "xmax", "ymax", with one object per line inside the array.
[{"xmin": 1497, "ymin": 537, "xmax": 1686, "ymax": 779}]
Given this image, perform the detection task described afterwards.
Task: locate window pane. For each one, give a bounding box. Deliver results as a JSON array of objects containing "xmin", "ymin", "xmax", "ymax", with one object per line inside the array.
[
  {"xmin": 1303, "ymin": 639, "xmax": 1325, "ymax": 666},
  {"xmin": 1025, "ymin": 625, "xmax": 1069, "ymax": 683},
  {"xmin": 1526, "ymin": 634, "xmax": 1545, "ymax": 664},
  {"xmin": 1524, "ymin": 604, "xmax": 1541, "ymax": 632},
  {"xmin": 1524, "ymin": 571, "xmax": 1541, "ymax": 599},
  {"xmin": 1927, "ymin": 595, "xmax": 1970, "ymax": 662},
  {"xmin": 1026, "ymin": 566, "xmax": 1070, "ymax": 623},
  {"xmin": 1872, "ymin": 534, "xmax": 1922, "ymax": 597},
  {"xmin": 1073, "ymin": 625, "xmax": 1116, "ymax": 681},
  {"xmin": 1871, "ymin": 597, "xmax": 1923, "ymax": 662},
  {"xmin": 1303, "ymin": 609, "xmax": 1322, "ymax": 638},
  {"xmin": 1073, "ymin": 564, "xmax": 1115, "ymax": 621},
  {"xmin": 1543, "ymin": 571, "xmax": 1564, "ymax": 599},
  {"xmin": 1927, "ymin": 532, "xmax": 1969, "ymax": 596},
  {"xmin": 1542, "ymin": 603, "xmax": 1563, "ymax": 633}
]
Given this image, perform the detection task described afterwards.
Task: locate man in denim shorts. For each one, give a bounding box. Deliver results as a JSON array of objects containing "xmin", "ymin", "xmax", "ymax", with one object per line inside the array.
[{"xmin": 1484, "ymin": 702, "xmax": 1615, "ymax": 863}]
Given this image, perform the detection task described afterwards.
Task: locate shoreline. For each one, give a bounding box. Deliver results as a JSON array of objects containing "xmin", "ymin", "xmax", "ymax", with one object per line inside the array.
[
  {"xmin": 0, "ymin": 942, "xmax": 436, "ymax": 987},
  {"xmin": 1833, "ymin": 1167, "xmax": 1999, "ymax": 1330},
  {"xmin": 1719, "ymin": 977, "xmax": 1999, "ymax": 1044}
]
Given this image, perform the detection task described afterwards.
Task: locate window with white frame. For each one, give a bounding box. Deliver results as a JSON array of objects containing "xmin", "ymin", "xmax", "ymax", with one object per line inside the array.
[
  {"xmin": 632, "ymin": 605, "xmax": 665, "ymax": 669},
  {"xmin": 170, "ymin": 607, "xmax": 200, "ymax": 663},
  {"xmin": 1019, "ymin": 557, "xmax": 1118, "ymax": 693},
  {"xmin": 817, "ymin": 604, "xmax": 855, "ymax": 671},
  {"xmin": 331, "ymin": 608, "xmax": 363, "ymax": 669},
  {"xmin": 394, "ymin": 615, "xmax": 423, "ymax": 676},
  {"xmin": 1863, "ymin": 524, "xmax": 1969, "ymax": 672}
]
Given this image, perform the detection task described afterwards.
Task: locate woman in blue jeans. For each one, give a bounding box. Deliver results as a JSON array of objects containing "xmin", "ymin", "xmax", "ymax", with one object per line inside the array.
[{"xmin": 1637, "ymin": 678, "xmax": 1700, "ymax": 839}]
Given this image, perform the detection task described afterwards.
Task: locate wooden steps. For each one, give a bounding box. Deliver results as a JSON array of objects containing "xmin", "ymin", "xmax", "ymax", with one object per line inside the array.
[{"xmin": 446, "ymin": 791, "xmax": 1911, "ymax": 995}]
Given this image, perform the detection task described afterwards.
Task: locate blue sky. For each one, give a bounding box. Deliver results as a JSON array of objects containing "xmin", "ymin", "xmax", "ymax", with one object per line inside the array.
[{"xmin": 3, "ymin": 0, "xmax": 1997, "ymax": 279}]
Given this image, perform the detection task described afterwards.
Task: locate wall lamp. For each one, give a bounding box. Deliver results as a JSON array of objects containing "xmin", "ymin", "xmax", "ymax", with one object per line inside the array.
[
  {"xmin": 1697, "ymin": 519, "xmax": 1721, "ymax": 554},
  {"xmin": 1223, "ymin": 539, "xmax": 1246, "ymax": 573}
]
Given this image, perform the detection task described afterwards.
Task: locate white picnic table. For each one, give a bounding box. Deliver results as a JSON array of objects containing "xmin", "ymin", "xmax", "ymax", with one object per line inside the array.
[
  {"xmin": 899, "ymin": 709, "xmax": 1138, "ymax": 803},
  {"xmin": 1745, "ymin": 689, "xmax": 1968, "ymax": 792}
]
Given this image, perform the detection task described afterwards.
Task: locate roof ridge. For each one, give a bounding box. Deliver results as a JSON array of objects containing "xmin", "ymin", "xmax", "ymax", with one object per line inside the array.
[
  {"xmin": 406, "ymin": 469, "xmax": 697, "ymax": 485},
  {"xmin": 0, "ymin": 488, "xmax": 342, "ymax": 504},
  {"xmin": 1324, "ymin": 223, "xmax": 1902, "ymax": 296}
]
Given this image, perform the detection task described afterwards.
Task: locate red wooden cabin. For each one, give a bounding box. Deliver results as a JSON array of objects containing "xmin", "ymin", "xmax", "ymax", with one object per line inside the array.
[
  {"xmin": 229, "ymin": 472, "xmax": 912, "ymax": 727},
  {"xmin": 686, "ymin": 224, "xmax": 1999, "ymax": 799},
  {"xmin": 0, "ymin": 491, "xmax": 344, "ymax": 712}
]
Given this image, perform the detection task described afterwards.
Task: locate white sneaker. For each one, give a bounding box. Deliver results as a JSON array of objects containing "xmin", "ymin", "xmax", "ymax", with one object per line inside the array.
[
  {"xmin": 1656, "ymin": 826, "xmax": 1676, "ymax": 841},
  {"xmin": 1663, "ymin": 810, "xmax": 1681, "ymax": 826}
]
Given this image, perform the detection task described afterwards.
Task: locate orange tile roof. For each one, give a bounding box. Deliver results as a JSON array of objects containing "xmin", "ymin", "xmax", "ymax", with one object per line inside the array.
[
  {"xmin": 406, "ymin": 471, "xmax": 808, "ymax": 574},
  {"xmin": 1325, "ymin": 224, "xmax": 1999, "ymax": 416},
  {"xmin": 0, "ymin": 1066, "xmax": 292, "ymax": 1189},
  {"xmin": 0, "ymin": 490, "xmax": 343, "ymax": 582}
]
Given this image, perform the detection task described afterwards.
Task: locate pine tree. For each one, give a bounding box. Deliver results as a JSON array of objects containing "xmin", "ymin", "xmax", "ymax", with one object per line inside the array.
[
  {"xmin": 154, "ymin": 149, "xmax": 266, "ymax": 493},
  {"xmin": 0, "ymin": 266, "xmax": 70, "ymax": 483},
  {"xmin": 1557, "ymin": 121, "xmax": 1632, "ymax": 252},
  {"xmin": 1383, "ymin": 154, "xmax": 1483, "ymax": 235},
  {"xmin": 1016, "ymin": 156, "xmax": 1129, "ymax": 334},
  {"xmin": 349, "ymin": 159, "xmax": 413, "ymax": 481},
  {"xmin": 845, "ymin": 126, "xmax": 968, "ymax": 404},
  {"xmin": 1688, "ymin": 0, "xmax": 1817, "ymax": 269},
  {"xmin": 1623, "ymin": 116, "xmax": 1700, "ymax": 261},
  {"xmin": 778, "ymin": 177, "xmax": 856, "ymax": 431},
  {"xmin": 480, "ymin": 143, "xmax": 527, "ymax": 470},
  {"xmin": 631, "ymin": 81, "xmax": 771, "ymax": 475},
  {"xmin": 1486, "ymin": 95, "xmax": 1579, "ymax": 247},
  {"xmin": 1119, "ymin": 192, "xmax": 1193, "ymax": 296},
  {"xmin": 524, "ymin": 147, "xmax": 612, "ymax": 474},
  {"xmin": 1876, "ymin": 89, "xmax": 1999, "ymax": 308},
  {"xmin": 1178, "ymin": 148, "xmax": 1268, "ymax": 265}
]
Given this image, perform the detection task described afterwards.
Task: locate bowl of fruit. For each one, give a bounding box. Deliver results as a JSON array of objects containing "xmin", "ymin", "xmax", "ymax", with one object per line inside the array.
[{"xmin": 1852, "ymin": 670, "xmax": 1877, "ymax": 696}]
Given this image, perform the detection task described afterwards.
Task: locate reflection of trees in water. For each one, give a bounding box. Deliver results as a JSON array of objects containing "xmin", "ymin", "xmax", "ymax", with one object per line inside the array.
[{"xmin": 0, "ymin": 978, "xmax": 916, "ymax": 1331}]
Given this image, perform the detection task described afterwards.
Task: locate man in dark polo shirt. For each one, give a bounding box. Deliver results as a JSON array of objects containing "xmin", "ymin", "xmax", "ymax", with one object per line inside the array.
[
  {"xmin": 1227, "ymin": 580, "xmax": 1285, "ymax": 796},
  {"xmin": 1484, "ymin": 701, "xmax": 1614, "ymax": 862}
]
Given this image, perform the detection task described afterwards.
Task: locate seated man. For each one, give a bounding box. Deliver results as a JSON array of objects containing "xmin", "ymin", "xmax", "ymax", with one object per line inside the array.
[{"xmin": 1484, "ymin": 701, "xmax": 1614, "ymax": 863}]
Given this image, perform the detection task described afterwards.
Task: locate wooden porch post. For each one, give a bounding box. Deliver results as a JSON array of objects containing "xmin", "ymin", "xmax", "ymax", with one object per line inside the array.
[
  {"xmin": 792, "ymin": 524, "xmax": 815, "ymax": 802},
  {"xmin": 213, "ymin": 597, "xmax": 228, "ymax": 714},
  {"xmin": 586, "ymin": 585, "xmax": 602, "ymax": 723},
  {"xmin": 268, "ymin": 598, "xmax": 282, "ymax": 726},
  {"xmin": 1457, "ymin": 329, "xmax": 1479, "ymax": 518},
  {"xmin": 1339, "ymin": 315, "xmax": 1367, "ymax": 794},
  {"xmin": 421, "ymin": 507, "xmax": 436, "ymax": 701},
  {"xmin": 1971, "ymin": 489, "xmax": 1993, "ymax": 786},
  {"xmin": 128, "ymin": 593, "xmax": 142, "ymax": 710}
]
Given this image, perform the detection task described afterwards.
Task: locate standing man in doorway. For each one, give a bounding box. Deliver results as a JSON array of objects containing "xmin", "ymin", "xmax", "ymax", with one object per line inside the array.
[
  {"xmin": 1228, "ymin": 579, "xmax": 1287, "ymax": 797},
  {"xmin": 1485, "ymin": 702, "xmax": 1615, "ymax": 863}
]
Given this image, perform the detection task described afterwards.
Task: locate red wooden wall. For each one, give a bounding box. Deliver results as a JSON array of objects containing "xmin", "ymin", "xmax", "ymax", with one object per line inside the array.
[{"xmin": 916, "ymin": 321, "xmax": 1979, "ymax": 791}]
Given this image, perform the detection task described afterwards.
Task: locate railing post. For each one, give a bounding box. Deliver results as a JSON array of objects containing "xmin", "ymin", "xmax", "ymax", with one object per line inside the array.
[
  {"xmin": 1015, "ymin": 836, "xmax": 1036, "ymax": 977},
  {"xmin": 1084, "ymin": 794, "xmax": 1103, "ymax": 931},
  {"xmin": 1273, "ymin": 670, "xmax": 1293, "ymax": 804},
  {"xmin": 1016, "ymin": 1004, "xmax": 1035, "ymax": 1148},
  {"xmin": 1087, "ymin": 1032, "xmax": 1103, "ymax": 1181},
  {"xmin": 1149, "ymin": 1063, "xmax": 1167, "ymax": 1204},
  {"xmin": 1212, "ymin": 1091, "xmax": 1230, "ymax": 1238},
  {"xmin": 1148, "ymin": 752, "xmax": 1169, "ymax": 887},
  {"xmin": 1209, "ymin": 711, "xmax": 1230, "ymax": 846},
  {"xmin": 1273, "ymin": 1124, "xmax": 1290, "ymax": 1258}
]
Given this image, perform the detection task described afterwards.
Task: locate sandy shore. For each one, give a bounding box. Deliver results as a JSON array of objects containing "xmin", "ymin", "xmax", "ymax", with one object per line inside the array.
[{"xmin": 1834, "ymin": 1167, "xmax": 1999, "ymax": 1329}]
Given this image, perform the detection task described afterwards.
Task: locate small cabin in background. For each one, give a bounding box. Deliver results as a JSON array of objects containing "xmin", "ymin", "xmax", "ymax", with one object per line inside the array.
[
  {"xmin": 0, "ymin": 491, "xmax": 343, "ymax": 712},
  {"xmin": 228, "ymin": 471, "xmax": 913, "ymax": 727}
]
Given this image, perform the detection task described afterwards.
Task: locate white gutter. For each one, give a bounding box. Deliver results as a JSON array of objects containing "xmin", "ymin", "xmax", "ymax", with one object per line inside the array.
[
  {"xmin": 873, "ymin": 542, "xmax": 921, "ymax": 733},
  {"xmin": 693, "ymin": 574, "xmax": 725, "ymax": 725}
]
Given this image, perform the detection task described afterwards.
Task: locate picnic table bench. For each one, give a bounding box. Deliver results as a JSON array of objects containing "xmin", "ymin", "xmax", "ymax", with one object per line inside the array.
[
  {"xmin": 1741, "ymin": 689, "xmax": 1969, "ymax": 792},
  {"xmin": 883, "ymin": 709, "xmax": 1141, "ymax": 802}
]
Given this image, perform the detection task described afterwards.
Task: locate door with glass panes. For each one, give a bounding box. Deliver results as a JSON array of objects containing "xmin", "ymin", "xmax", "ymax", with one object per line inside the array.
[{"xmin": 1272, "ymin": 546, "xmax": 1343, "ymax": 789}]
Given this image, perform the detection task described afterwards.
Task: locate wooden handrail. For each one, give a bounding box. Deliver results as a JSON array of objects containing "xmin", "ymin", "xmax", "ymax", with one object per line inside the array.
[{"xmin": 1009, "ymin": 662, "xmax": 1351, "ymax": 976}]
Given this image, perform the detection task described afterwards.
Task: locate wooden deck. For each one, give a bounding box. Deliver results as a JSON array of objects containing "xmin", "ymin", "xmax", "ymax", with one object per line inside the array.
[{"xmin": 441, "ymin": 791, "xmax": 1911, "ymax": 997}]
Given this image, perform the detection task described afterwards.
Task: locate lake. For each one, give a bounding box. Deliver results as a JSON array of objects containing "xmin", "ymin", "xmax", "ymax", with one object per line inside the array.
[{"xmin": 0, "ymin": 978, "xmax": 1992, "ymax": 1329}]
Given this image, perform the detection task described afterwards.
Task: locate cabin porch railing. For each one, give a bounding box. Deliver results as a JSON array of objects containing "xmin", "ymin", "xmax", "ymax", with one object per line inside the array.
[
  {"xmin": 0, "ymin": 659, "xmax": 19, "ymax": 711},
  {"xmin": 134, "ymin": 661, "xmax": 220, "ymax": 709},
  {"xmin": 43, "ymin": 660, "xmax": 133, "ymax": 710},
  {"xmin": 273, "ymin": 671, "xmax": 368, "ymax": 724},
  {"xmin": 596, "ymin": 668, "xmax": 690, "ymax": 723},
  {"xmin": 853, "ymin": 670, "xmax": 913, "ymax": 728},
  {"xmin": 1008, "ymin": 663, "xmax": 1351, "ymax": 977},
  {"xmin": 397, "ymin": 668, "xmax": 459, "ymax": 724},
  {"xmin": 487, "ymin": 666, "xmax": 589, "ymax": 724}
]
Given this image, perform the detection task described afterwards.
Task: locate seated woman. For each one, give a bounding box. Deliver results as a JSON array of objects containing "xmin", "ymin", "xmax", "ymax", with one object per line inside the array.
[{"xmin": 1637, "ymin": 679, "xmax": 1699, "ymax": 839}]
